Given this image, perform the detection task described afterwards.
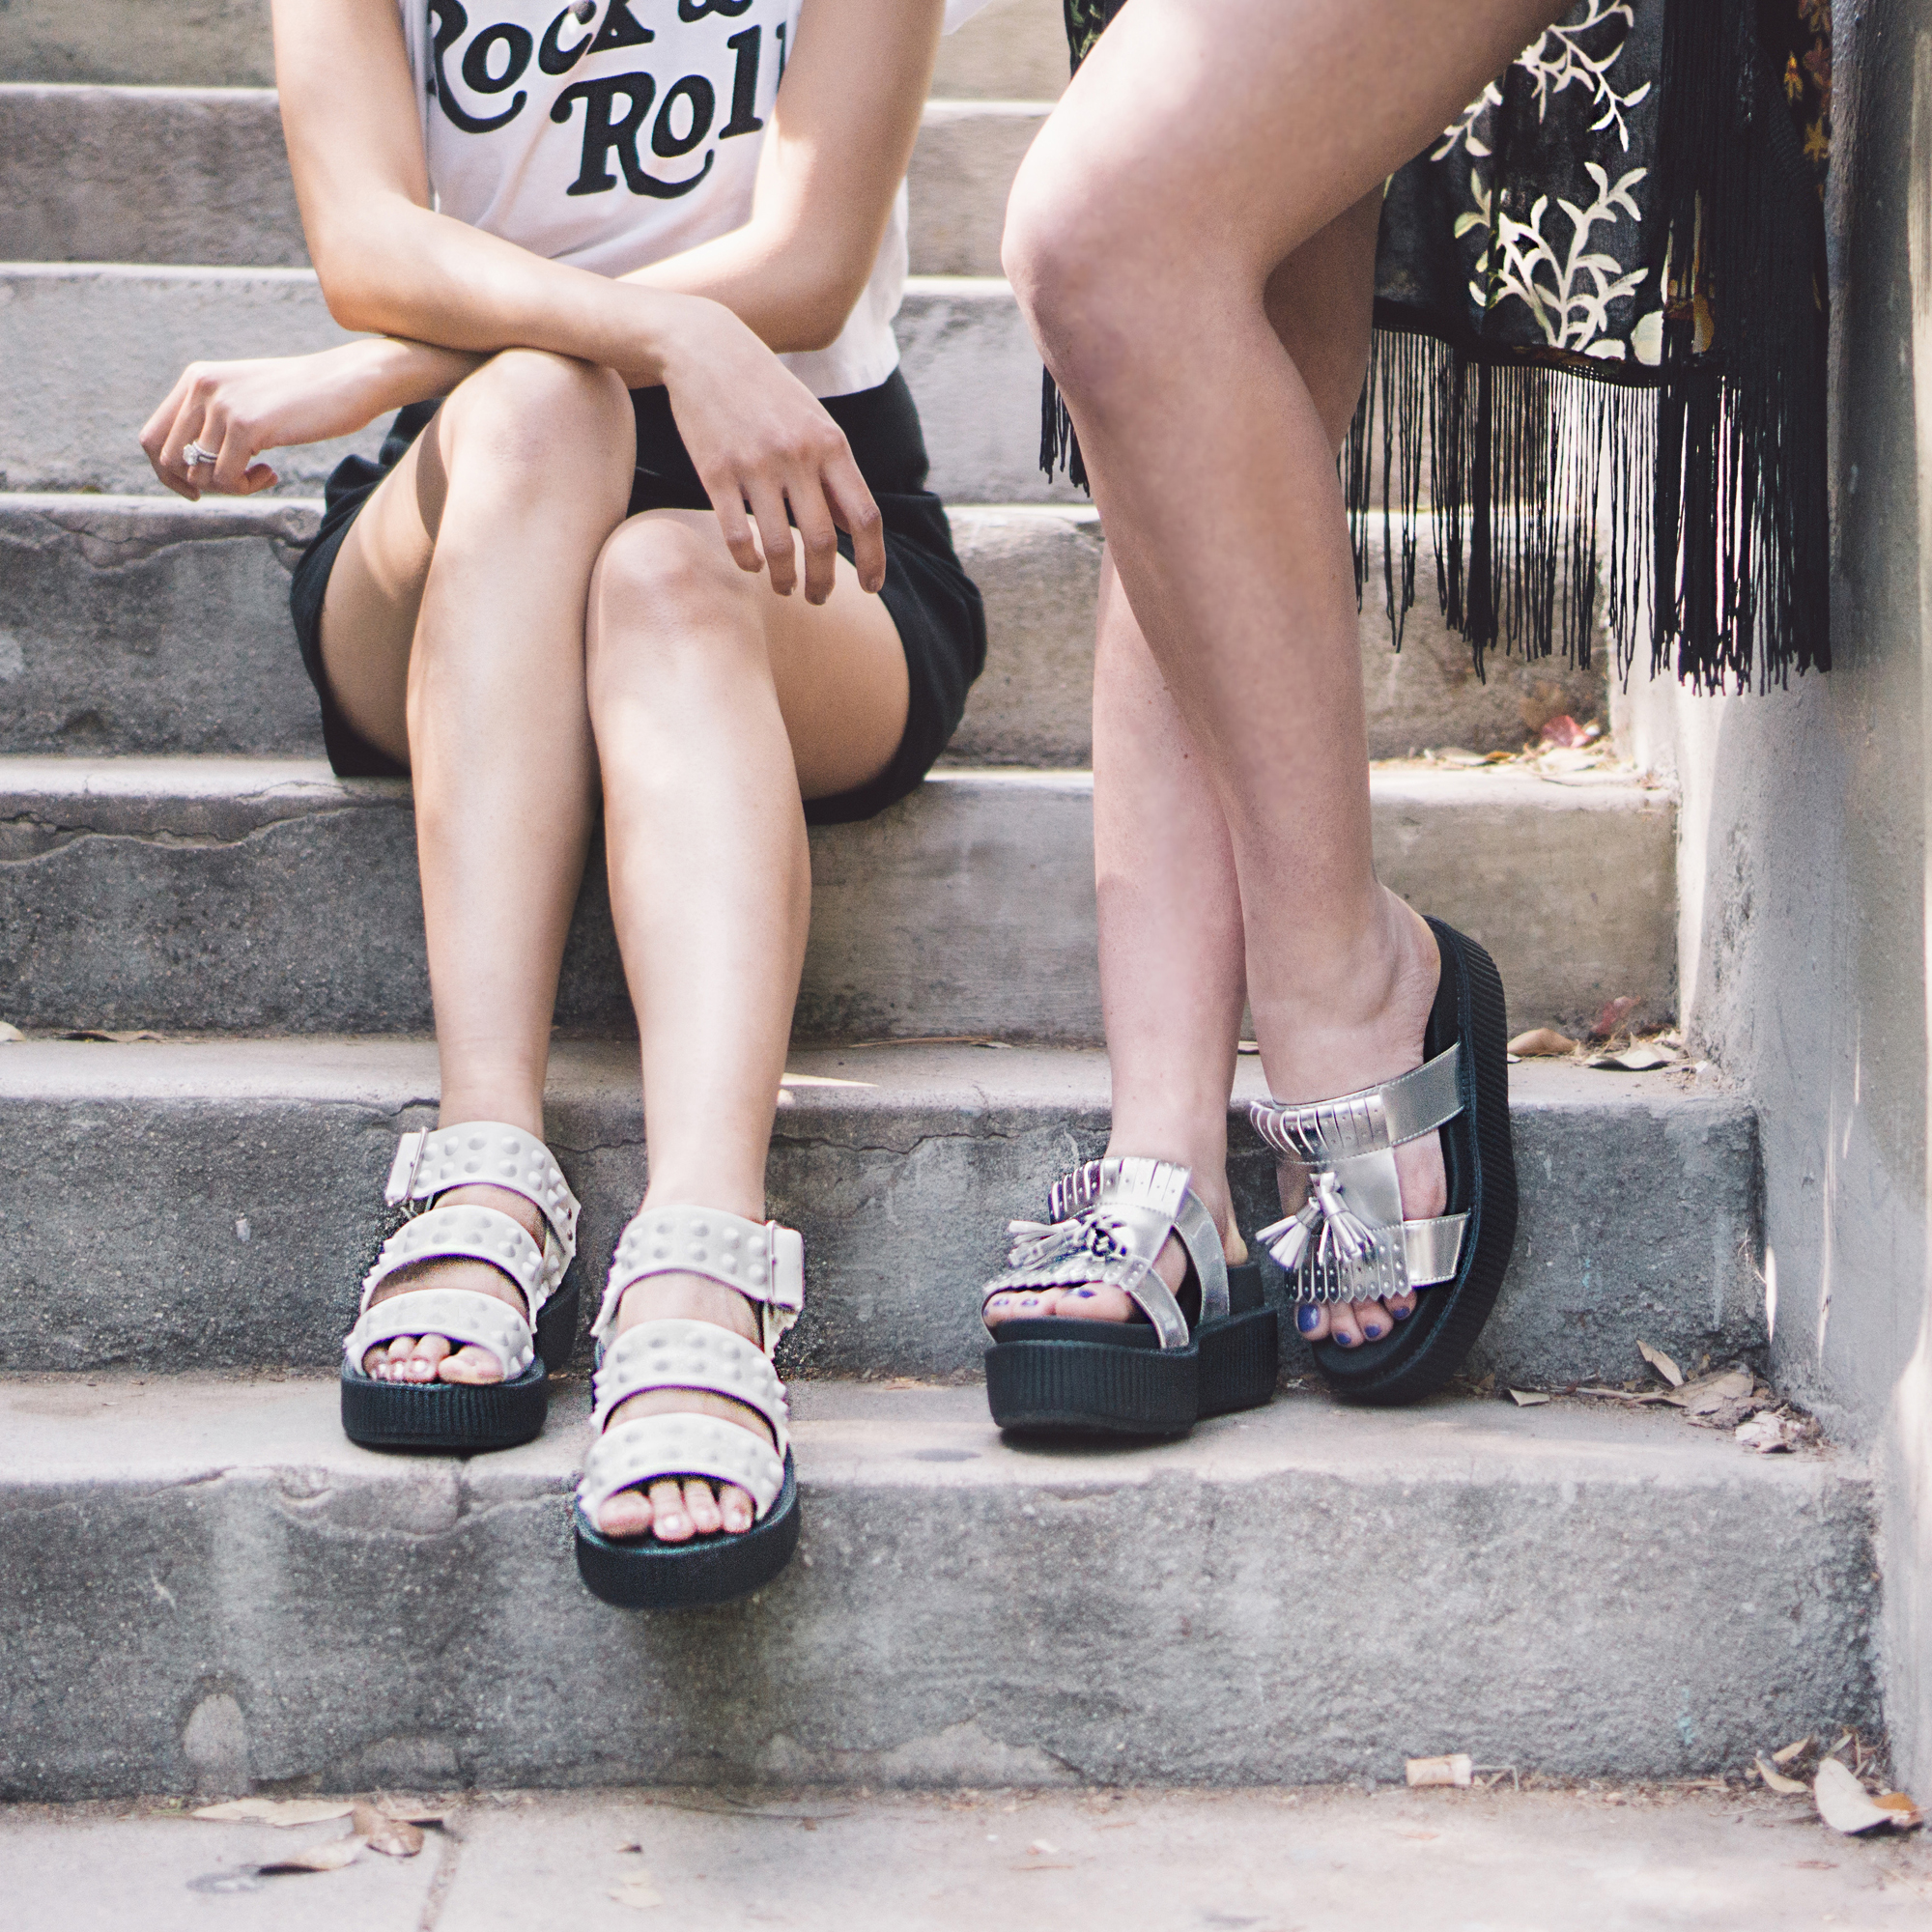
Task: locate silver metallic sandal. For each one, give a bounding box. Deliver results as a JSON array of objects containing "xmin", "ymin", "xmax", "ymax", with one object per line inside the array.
[
  {"xmin": 1249, "ymin": 915, "xmax": 1518, "ymax": 1406},
  {"xmin": 340, "ymin": 1122, "xmax": 582, "ymax": 1452},
  {"xmin": 980, "ymin": 1156, "xmax": 1278, "ymax": 1436},
  {"xmin": 574, "ymin": 1204, "xmax": 804, "ymax": 1609}
]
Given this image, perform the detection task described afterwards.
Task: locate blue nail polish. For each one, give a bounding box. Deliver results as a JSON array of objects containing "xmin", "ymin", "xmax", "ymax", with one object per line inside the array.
[
  {"xmin": 1363, "ymin": 1323, "xmax": 1384, "ymax": 1340},
  {"xmin": 1391, "ymin": 1301, "xmax": 1413, "ymax": 1321},
  {"xmin": 1071, "ymin": 1288, "xmax": 1095, "ymax": 1299},
  {"xmin": 1295, "ymin": 1305, "xmax": 1321, "ymax": 1334},
  {"xmin": 1332, "ymin": 1329, "xmax": 1357, "ymax": 1349}
]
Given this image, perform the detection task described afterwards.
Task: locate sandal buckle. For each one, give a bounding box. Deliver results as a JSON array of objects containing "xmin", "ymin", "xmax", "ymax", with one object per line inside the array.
[{"xmin": 384, "ymin": 1129, "xmax": 428, "ymax": 1209}]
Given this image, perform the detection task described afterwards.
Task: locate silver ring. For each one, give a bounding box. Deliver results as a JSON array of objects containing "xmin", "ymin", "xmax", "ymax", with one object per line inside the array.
[{"xmin": 183, "ymin": 440, "xmax": 217, "ymax": 467}]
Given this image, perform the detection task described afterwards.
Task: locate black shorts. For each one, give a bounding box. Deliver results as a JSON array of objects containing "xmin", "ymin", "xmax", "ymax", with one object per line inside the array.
[{"xmin": 288, "ymin": 366, "xmax": 985, "ymax": 826}]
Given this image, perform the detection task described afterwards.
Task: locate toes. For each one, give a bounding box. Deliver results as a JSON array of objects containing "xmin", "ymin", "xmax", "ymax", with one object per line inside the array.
[
  {"xmin": 1385, "ymin": 1288, "xmax": 1419, "ymax": 1322},
  {"xmin": 405, "ymin": 1334, "xmax": 452, "ymax": 1382},
  {"xmin": 984, "ymin": 1289, "xmax": 1064, "ymax": 1324},
  {"xmin": 646, "ymin": 1478, "xmax": 693, "ymax": 1543},
  {"xmin": 1293, "ymin": 1301, "xmax": 1331, "ymax": 1343},
  {"xmin": 1326, "ymin": 1302, "xmax": 1367, "ymax": 1350},
  {"xmin": 437, "ymin": 1341, "xmax": 505, "ymax": 1385},
  {"xmin": 598, "ymin": 1486, "xmax": 654, "ymax": 1540},
  {"xmin": 719, "ymin": 1485, "xmax": 755, "ymax": 1534},
  {"xmin": 1054, "ymin": 1284, "xmax": 1135, "ymax": 1322},
  {"xmin": 1356, "ymin": 1299, "xmax": 1393, "ymax": 1343},
  {"xmin": 682, "ymin": 1479, "xmax": 724, "ymax": 1536},
  {"xmin": 377, "ymin": 1334, "xmax": 418, "ymax": 1381}
]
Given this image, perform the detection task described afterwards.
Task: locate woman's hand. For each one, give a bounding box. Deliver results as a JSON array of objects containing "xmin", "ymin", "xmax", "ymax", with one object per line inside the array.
[
  {"xmin": 652, "ymin": 298, "xmax": 886, "ymax": 607},
  {"xmin": 138, "ymin": 339, "xmax": 480, "ymax": 500}
]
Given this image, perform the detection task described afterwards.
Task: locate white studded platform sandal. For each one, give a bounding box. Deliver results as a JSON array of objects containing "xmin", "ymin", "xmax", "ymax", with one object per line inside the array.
[
  {"xmin": 340, "ymin": 1122, "xmax": 582, "ymax": 1452},
  {"xmin": 574, "ymin": 1204, "xmax": 805, "ymax": 1610},
  {"xmin": 980, "ymin": 1157, "xmax": 1279, "ymax": 1436},
  {"xmin": 1248, "ymin": 916, "xmax": 1519, "ymax": 1406}
]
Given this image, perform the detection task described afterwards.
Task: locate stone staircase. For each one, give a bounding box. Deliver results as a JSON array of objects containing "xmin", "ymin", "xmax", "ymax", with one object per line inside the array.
[{"xmin": 0, "ymin": 0, "xmax": 1878, "ymax": 1804}]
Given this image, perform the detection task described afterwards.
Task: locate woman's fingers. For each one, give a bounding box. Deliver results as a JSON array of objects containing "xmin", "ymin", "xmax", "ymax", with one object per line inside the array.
[
  {"xmin": 138, "ymin": 369, "xmax": 198, "ymax": 497},
  {"xmin": 208, "ymin": 409, "xmax": 257, "ymax": 496},
  {"xmin": 703, "ymin": 475, "xmax": 767, "ymax": 578},
  {"xmin": 787, "ymin": 479, "xmax": 843, "ymax": 607},
  {"xmin": 823, "ymin": 446, "xmax": 887, "ymax": 595},
  {"xmin": 744, "ymin": 480, "xmax": 799, "ymax": 598}
]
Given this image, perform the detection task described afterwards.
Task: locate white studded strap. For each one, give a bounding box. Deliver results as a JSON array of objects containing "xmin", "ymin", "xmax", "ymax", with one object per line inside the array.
[
  {"xmin": 577, "ymin": 1414, "xmax": 787, "ymax": 1522},
  {"xmin": 592, "ymin": 1205, "xmax": 805, "ymax": 1355},
  {"xmin": 345, "ymin": 1285, "xmax": 535, "ymax": 1379},
  {"xmin": 384, "ymin": 1121, "xmax": 580, "ymax": 1304},
  {"xmin": 358, "ymin": 1203, "xmax": 548, "ymax": 1312},
  {"xmin": 591, "ymin": 1319, "xmax": 790, "ymax": 1445}
]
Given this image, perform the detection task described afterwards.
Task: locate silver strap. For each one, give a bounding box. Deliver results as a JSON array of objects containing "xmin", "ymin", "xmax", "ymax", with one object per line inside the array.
[
  {"xmin": 1247, "ymin": 1043, "xmax": 1463, "ymax": 1165},
  {"xmin": 981, "ymin": 1157, "xmax": 1229, "ymax": 1350}
]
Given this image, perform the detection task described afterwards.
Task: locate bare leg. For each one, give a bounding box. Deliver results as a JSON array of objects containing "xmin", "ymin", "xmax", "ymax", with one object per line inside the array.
[
  {"xmin": 1002, "ymin": 0, "xmax": 1563, "ymax": 1339},
  {"xmin": 584, "ymin": 509, "xmax": 908, "ymax": 1542},
  {"xmin": 324, "ymin": 350, "xmax": 636, "ymax": 1383}
]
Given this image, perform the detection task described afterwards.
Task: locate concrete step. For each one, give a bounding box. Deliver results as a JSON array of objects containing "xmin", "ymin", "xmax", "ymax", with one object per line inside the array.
[
  {"xmin": 2, "ymin": 0, "xmax": 1069, "ymax": 98},
  {"xmin": 0, "ymin": 492, "xmax": 1605, "ymax": 765},
  {"xmin": 0, "ymin": 264, "xmax": 1073, "ymax": 505},
  {"xmin": 0, "ymin": 1039, "xmax": 1761, "ymax": 1386},
  {"xmin": 0, "ymin": 86, "xmax": 1046, "ymax": 281},
  {"xmin": 0, "ymin": 1373, "xmax": 1872, "ymax": 1798},
  {"xmin": 0, "ymin": 756, "xmax": 1676, "ymax": 1039},
  {"xmin": 9, "ymin": 1784, "xmax": 1924, "ymax": 1929}
]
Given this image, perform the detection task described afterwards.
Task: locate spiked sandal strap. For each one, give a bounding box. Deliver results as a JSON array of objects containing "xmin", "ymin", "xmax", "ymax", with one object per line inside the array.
[
  {"xmin": 592, "ymin": 1205, "xmax": 804, "ymax": 1355},
  {"xmin": 344, "ymin": 1283, "xmax": 536, "ymax": 1378},
  {"xmin": 577, "ymin": 1413, "xmax": 787, "ymax": 1522},
  {"xmin": 590, "ymin": 1318, "xmax": 790, "ymax": 1445},
  {"xmin": 358, "ymin": 1203, "xmax": 549, "ymax": 1311},
  {"xmin": 384, "ymin": 1121, "xmax": 581, "ymax": 1259},
  {"xmin": 981, "ymin": 1157, "xmax": 1229, "ymax": 1350}
]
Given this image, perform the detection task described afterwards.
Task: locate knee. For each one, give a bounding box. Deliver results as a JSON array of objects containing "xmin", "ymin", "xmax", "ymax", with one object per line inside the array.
[
  {"xmin": 440, "ymin": 350, "xmax": 633, "ymax": 493},
  {"xmin": 585, "ymin": 512, "xmax": 762, "ymax": 708}
]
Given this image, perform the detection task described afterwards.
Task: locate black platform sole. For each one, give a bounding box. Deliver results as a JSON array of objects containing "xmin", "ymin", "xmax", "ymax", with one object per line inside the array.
[
  {"xmin": 985, "ymin": 1264, "xmax": 1278, "ymax": 1438},
  {"xmin": 575, "ymin": 1450, "xmax": 802, "ymax": 1609},
  {"xmin": 1307, "ymin": 917, "xmax": 1519, "ymax": 1406},
  {"xmin": 340, "ymin": 1278, "xmax": 581, "ymax": 1454}
]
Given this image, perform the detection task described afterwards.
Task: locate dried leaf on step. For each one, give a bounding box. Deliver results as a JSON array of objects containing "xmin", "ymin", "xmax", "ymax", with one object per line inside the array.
[
  {"xmin": 1508, "ymin": 1389, "xmax": 1551, "ymax": 1406},
  {"xmin": 1508, "ymin": 1027, "xmax": 1579, "ymax": 1057},
  {"xmin": 1737, "ymin": 1413, "xmax": 1794, "ymax": 1454},
  {"xmin": 1677, "ymin": 1368, "xmax": 1754, "ymax": 1414},
  {"xmin": 1756, "ymin": 1755, "xmax": 1809, "ymax": 1795},
  {"xmin": 1873, "ymin": 1792, "xmax": 1924, "ymax": 1828},
  {"xmin": 60, "ymin": 1028, "xmax": 165, "ymax": 1043},
  {"xmin": 257, "ymin": 1836, "xmax": 361, "ymax": 1873},
  {"xmin": 1773, "ymin": 1737, "xmax": 1814, "ymax": 1766},
  {"xmin": 193, "ymin": 1799, "xmax": 355, "ymax": 1828},
  {"xmin": 1406, "ymin": 1754, "xmax": 1473, "ymax": 1788},
  {"xmin": 1815, "ymin": 1758, "xmax": 1898, "ymax": 1833},
  {"xmin": 352, "ymin": 1802, "xmax": 424, "ymax": 1858},
  {"xmin": 1638, "ymin": 1341, "xmax": 1685, "ymax": 1387},
  {"xmin": 0, "ymin": 1022, "xmax": 22, "ymax": 1043},
  {"xmin": 611, "ymin": 1874, "xmax": 664, "ymax": 1909},
  {"xmin": 1588, "ymin": 1042, "xmax": 1677, "ymax": 1071}
]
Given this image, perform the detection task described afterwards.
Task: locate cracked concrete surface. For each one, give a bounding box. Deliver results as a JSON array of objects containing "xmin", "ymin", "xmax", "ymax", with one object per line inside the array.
[
  {"xmin": 10, "ymin": 1774, "xmax": 1932, "ymax": 1932},
  {"xmin": 0, "ymin": 1376, "xmax": 1876, "ymax": 1798}
]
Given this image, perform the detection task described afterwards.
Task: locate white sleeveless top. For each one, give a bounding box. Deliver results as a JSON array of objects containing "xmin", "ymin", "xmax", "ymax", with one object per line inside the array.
[{"xmin": 397, "ymin": 0, "xmax": 989, "ymax": 399}]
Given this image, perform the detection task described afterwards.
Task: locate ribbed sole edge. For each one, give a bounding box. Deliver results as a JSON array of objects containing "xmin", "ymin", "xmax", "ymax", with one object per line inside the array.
[
  {"xmin": 1198, "ymin": 1306, "xmax": 1282, "ymax": 1418},
  {"xmin": 339, "ymin": 1359, "xmax": 550, "ymax": 1452},
  {"xmin": 985, "ymin": 1336, "xmax": 1200, "ymax": 1437}
]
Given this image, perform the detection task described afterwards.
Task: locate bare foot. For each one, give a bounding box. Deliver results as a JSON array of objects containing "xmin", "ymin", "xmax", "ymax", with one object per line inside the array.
[
  {"xmin": 1269, "ymin": 891, "xmax": 1445, "ymax": 1349},
  {"xmin": 592, "ymin": 1273, "xmax": 770, "ymax": 1544},
  {"xmin": 361, "ymin": 1183, "xmax": 546, "ymax": 1384}
]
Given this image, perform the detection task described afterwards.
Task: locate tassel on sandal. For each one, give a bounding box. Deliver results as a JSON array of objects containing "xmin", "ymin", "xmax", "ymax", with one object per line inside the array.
[
  {"xmin": 340, "ymin": 1122, "xmax": 582, "ymax": 1452},
  {"xmin": 1249, "ymin": 915, "xmax": 1518, "ymax": 1406},
  {"xmin": 980, "ymin": 1157, "xmax": 1279, "ymax": 1437},
  {"xmin": 574, "ymin": 1205, "xmax": 805, "ymax": 1610}
]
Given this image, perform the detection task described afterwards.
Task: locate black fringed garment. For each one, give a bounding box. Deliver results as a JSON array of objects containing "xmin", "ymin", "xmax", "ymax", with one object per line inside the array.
[{"xmin": 1048, "ymin": 0, "xmax": 1833, "ymax": 693}]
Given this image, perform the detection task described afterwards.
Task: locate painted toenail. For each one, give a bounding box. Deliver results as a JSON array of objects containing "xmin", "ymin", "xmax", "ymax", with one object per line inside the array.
[
  {"xmin": 1333, "ymin": 1330, "xmax": 1357, "ymax": 1348},
  {"xmin": 1295, "ymin": 1306, "xmax": 1321, "ymax": 1334},
  {"xmin": 1363, "ymin": 1324, "xmax": 1384, "ymax": 1339},
  {"xmin": 1391, "ymin": 1302, "xmax": 1412, "ymax": 1321},
  {"xmin": 1071, "ymin": 1288, "xmax": 1095, "ymax": 1298}
]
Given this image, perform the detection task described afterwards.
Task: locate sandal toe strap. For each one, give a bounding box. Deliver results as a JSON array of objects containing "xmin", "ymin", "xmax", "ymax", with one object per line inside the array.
[
  {"xmin": 981, "ymin": 1156, "xmax": 1228, "ymax": 1350},
  {"xmin": 590, "ymin": 1318, "xmax": 790, "ymax": 1445},
  {"xmin": 578, "ymin": 1413, "xmax": 787, "ymax": 1523},
  {"xmin": 344, "ymin": 1285, "xmax": 535, "ymax": 1376}
]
